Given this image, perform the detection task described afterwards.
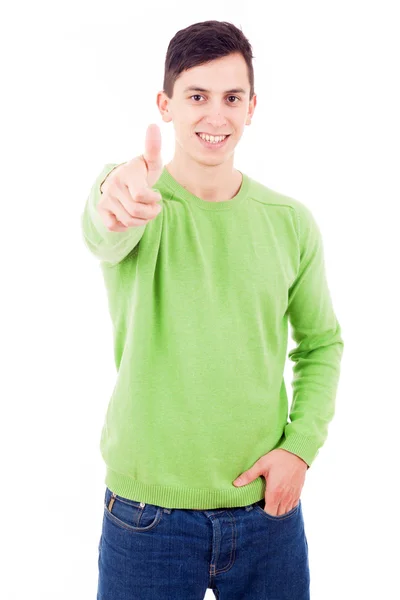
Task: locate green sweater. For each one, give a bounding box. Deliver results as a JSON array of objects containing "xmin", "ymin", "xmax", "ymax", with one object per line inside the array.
[{"xmin": 81, "ymin": 163, "xmax": 344, "ymax": 509}]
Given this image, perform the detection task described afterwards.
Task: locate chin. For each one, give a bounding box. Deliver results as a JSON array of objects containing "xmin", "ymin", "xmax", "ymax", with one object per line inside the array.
[{"xmin": 194, "ymin": 153, "xmax": 228, "ymax": 166}]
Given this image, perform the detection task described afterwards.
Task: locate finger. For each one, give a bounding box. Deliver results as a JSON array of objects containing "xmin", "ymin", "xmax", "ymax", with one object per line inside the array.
[
  {"xmin": 102, "ymin": 208, "xmax": 150, "ymax": 231},
  {"xmin": 103, "ymin": 213, "xmax": 129, "ymax": 232},
  {"xmin": 142, "ymin": 123, "xmax": 162, "ymax": 176},
  {"xmin": 132, "ymin": 186, "xmax": 163, "ymax": 206},
  {"xmin": 125, "ymin": 179, "xmax": 162, "ymax": 206},
  {"xmin": 277, "ymin": 501, "xmax": 288, "ymax": 516},
  {"xmin": 108, "ymin": 195, "xmax": 161, "ymax": 227},
  {"xmin": 112, "ymin": 180, "xmax": 161, "ymax": 221},
  {"xmin": 278, "ymin": 499, "xmax": 299, "ymax": 515},
  {"xmin": 115, "ymin": 176, "xmax": 161, "ymax": 211},
  {"xmin": 123, "ymin": 124, "xmax": 163, "ymax": 196},
  {"xmin": 264, "ymin": 496, "xmax": 280, "ymax": 517},
  {"xmin": 111, "ymin": 222, "xmax": 129, "ymax": 232}
]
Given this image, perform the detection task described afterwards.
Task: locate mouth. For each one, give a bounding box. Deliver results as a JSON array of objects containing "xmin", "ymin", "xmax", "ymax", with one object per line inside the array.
[{"xmin": 195, "ymin": 132, "xmax": 231, "ymax": 149}]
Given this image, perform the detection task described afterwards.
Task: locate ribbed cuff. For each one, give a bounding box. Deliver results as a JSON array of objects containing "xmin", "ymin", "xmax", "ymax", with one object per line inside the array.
[{"xmin": 275, "ymin": 434, "xmax": 321, "ymax": 468}]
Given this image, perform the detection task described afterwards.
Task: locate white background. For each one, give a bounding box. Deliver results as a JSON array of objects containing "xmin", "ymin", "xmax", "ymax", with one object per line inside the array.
[{"xmin": 2, "ymin": 1, "xmax": 399, "ymax": 598}]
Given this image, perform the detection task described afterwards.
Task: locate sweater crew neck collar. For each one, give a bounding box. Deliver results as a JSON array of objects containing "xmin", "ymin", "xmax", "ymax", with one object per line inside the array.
[{"xmin": 158, "ymin": 166, "xmax": 249, "ymax": 211}]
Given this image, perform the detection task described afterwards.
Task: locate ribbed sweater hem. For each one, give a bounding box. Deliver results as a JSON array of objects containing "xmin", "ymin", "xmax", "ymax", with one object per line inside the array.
[{"xmin": 104, "ymin": 466, "xmax": 266, "ymax": 509}]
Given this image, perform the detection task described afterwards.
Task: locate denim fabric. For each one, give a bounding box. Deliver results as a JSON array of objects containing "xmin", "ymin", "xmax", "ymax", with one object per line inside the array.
[{"xmin": 97, "ymin": 486, "xmax": 310, "ymax": 599}]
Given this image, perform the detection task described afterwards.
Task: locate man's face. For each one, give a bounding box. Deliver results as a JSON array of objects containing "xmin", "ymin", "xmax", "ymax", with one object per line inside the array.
[{"xmin": 158, "ymin": 52, "xmax": 256, "ymax": 165}]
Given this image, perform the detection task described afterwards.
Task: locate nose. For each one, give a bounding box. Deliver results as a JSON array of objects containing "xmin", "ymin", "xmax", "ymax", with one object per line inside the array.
[
  {"xmin": 203, "ymin": 103, "xmax": 229, "ymax": 130},
  {"xmin": 203, "ymin": 118, "xmax": 228, "ymax": 134}
]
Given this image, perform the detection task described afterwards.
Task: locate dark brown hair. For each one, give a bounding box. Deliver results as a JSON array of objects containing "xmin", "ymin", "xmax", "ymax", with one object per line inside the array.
[{"xmin": 163, "ymin": 20, "xmax": 256, "ymax": 101}]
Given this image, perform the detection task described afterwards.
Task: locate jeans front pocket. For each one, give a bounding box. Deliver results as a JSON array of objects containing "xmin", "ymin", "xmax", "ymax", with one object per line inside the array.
[
  {"xmin": 254, "ymin": 498, "xmax": 300, "ymax": 521},
  {"xmin": 103, "ymin": 487, "xmax": 163, "ymax": 532}
]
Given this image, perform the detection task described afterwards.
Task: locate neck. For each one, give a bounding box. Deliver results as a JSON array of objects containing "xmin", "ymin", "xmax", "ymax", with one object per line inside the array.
[{"xmin": 166, "ymin": 151, "xmax": 242, "ymax": 202}]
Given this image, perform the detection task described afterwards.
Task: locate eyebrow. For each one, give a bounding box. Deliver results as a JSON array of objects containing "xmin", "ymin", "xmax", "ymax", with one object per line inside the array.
[{"xmin": 183, "ymin": 86, "xmax": 246, "ymax": 95}]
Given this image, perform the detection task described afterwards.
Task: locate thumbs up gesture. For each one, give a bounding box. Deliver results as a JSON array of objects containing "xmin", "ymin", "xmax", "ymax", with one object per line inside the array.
[{"xmin": 98, "ymin": 124, "xmax": 164, "ymax": 232}]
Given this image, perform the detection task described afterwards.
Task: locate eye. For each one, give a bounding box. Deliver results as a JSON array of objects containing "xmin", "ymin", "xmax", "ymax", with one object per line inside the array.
[{"xmin": 190, "ymin": 95, "xmax": 240, "ymax": 104}]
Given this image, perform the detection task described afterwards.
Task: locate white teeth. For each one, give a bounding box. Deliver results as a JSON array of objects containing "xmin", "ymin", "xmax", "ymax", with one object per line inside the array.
[{"xmin": 198, "ymin": 133, "xmax": 227, "ymax": 143}]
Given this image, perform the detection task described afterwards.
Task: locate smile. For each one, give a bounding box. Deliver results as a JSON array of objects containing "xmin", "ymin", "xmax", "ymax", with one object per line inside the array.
[{"xmin": 196, "ymin": 132, "xmax": 230, "ymax": 149}]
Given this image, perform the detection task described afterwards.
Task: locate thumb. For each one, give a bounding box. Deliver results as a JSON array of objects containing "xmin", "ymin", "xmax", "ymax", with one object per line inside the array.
[
  {"xmin": 233, "ymin": 464, "xmax": 262, "ymax": 487},
  {"xmin": 142, "ymin": 123, "xmax": 163, "ymax": 188}
]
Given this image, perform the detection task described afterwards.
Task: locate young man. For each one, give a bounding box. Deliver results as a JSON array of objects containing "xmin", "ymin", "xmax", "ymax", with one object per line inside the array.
[{"xmin": 81, "ymin": 19, "xmax": 344, "ymax": 600}]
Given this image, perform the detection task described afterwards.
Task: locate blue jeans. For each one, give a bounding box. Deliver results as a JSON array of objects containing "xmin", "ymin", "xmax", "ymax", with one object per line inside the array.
[{"xmin": 97, "ymin": 486, "xmax": 310, "ymax": 599}]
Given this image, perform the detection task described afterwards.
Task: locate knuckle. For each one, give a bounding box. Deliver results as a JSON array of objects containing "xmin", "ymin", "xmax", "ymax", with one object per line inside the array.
[
  {"xmin": 112, "ymin": 174, "xmax": 123, "ymax": 187},
  {"xmin": 132, "ymin": 189, "xmax": 143, "ymax": 201}
]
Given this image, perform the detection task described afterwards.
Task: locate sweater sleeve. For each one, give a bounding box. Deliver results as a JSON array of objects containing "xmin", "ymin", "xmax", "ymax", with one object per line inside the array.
[
  {"xmin": 80, "ymin": 163, "xmax": 147, "ymax": 265},
  {"xmin": 275, "ymin": 202, "xmax": 344, "ymax": 468}
]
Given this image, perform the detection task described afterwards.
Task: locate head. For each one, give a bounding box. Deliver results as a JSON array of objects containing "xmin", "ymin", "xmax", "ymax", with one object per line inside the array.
[{"xmin": 157, "ymin": 20, "xmax": 257, "ymax": 168}]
